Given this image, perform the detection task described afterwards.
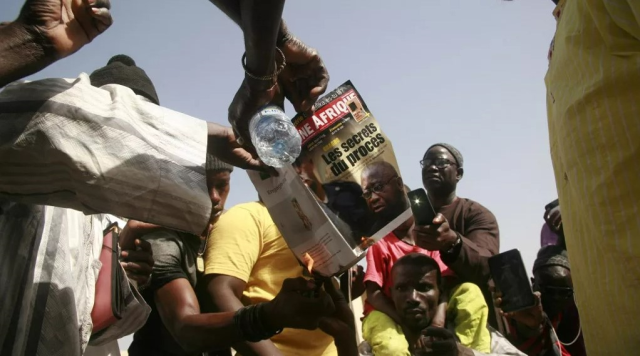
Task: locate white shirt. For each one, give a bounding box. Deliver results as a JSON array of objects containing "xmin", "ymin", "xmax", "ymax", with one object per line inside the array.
[{"xmin": 0, "ymin": 75, "xmax": 211, "ymax": 355}]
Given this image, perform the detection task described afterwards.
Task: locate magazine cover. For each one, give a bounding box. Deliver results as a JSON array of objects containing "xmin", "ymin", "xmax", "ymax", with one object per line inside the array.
[{"xmin": 249, "ymin": 81, "xmax": 411, "ymax": 276}]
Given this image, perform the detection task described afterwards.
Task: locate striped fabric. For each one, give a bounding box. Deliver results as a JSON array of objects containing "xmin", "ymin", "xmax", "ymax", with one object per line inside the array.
[
  {"xmin": 0, "ymin": 74, "xmax": 214, "ymax": 355},
  {"xmin": 0, "ymin": 74, "xmax": 211, "ymax": 235},
  {"xmin": 0, "ymin": 204, "xmax": 149, "ymax": 356},
  {"xmin": 545, "ymin": 0, "xmax": 640, "ymax": 354}
]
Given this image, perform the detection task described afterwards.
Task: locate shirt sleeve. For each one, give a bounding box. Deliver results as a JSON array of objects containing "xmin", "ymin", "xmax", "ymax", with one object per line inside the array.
[
  {"xmin": 143, "ymin": 230, "xmax": 189, "ymax": 291},
  {"xmin": 203, "ymin": 205, "xmax": 262, "ymax": 283},
  {"xmin": 0, "ymin": 74, "xmax": 210, "ymax": 235},
  {"xmin": 442, "ymin": 202, "xmax": 499, "ymax": 286},
  {"xmin": 363, "ymin": 241, "xmax": 387, "ymax": 289}
]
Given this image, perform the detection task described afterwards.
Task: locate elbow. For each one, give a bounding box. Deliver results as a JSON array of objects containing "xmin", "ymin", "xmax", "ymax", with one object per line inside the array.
[{"xmin": 172, "ymin": 323, "xmax": 204, "ymax": 354}]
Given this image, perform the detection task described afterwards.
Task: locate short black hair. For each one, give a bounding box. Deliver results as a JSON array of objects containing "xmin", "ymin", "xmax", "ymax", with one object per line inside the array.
[{"xmin": 392, "ymin": 253, "xmax": 442, "ymax": 288}]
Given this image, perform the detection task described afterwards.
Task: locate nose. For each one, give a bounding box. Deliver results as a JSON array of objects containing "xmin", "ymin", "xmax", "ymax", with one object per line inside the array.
[
  {"xmin": 425, "ymin": 164, "xmax": 439, "ymax": 173},
  {"xmin": 405, "ymin": 289, "xmax": 420, "ymax": 305},
  {"xmin": 210, "ymin": 188, "xmax": 221, "ymax": 207},
  {"xmin": 367, "ymin": 191, "xmax": 381, "ymax": 204}
]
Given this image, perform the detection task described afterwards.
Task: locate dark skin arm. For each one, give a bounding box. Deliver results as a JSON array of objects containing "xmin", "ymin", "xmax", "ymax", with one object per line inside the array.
[
  {"xmin": 154, "ymin": 278, "xmax": 243, "ymax": 353},
  {"xmin": 210, "ymin": 0, "xmax": 328, "ymax": 143},
  {"xmin": 205, "ymin": 274, "xmax": 283, "ymax": 356},
  {"xmin": 0, "ymin": 0, "xmax": 112, "ymax": 87},
  {"xmin": 365, "ymin": 281, "xmax": 402, "ymax": 325}
]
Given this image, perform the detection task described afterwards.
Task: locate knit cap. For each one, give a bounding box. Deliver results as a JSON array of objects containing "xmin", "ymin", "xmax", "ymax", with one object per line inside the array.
[
  {"xmin": 206, "ymin": 153, "xmax": 234, "ymax": 172},
  {"xmin": 427, "ymin": 143, "xmax": 464, "ymax": 167},
  {"xmin": 90, "ymin": 54, "xmax": 159, "ymax": 105}
]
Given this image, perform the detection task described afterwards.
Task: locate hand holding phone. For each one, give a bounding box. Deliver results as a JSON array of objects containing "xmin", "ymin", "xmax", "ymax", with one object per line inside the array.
[
  {"xmin": 408, "ymin": 188, "xmax": 437, "ymax": 226},
  {"xmin": 488, "ymin": 249, "xmax": 536, "ymax": 313}
]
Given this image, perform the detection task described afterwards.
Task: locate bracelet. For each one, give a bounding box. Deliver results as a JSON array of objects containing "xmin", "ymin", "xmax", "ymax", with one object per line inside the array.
[
  {"xmin": 233, "ymin": 303, "xmax": 283, "ymax": 343},
  {"xmin": 241, "ymin": 48, "xmax": 286, "ymax": 82}
]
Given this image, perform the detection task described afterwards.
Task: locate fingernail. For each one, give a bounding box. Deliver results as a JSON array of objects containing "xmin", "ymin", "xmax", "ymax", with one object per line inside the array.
[
  {"xmin": 121, "ymin": 251, "xmax": 128, "ymax": 257},
  {"xmin": 135, "ymin": 239, "xmax": 140, "ymax": 245}
]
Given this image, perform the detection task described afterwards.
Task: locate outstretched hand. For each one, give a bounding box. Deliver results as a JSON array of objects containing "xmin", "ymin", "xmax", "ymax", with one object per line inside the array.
[{"xmin": 17, "ymin": 0, "xmax": 113, "ymax": 59}]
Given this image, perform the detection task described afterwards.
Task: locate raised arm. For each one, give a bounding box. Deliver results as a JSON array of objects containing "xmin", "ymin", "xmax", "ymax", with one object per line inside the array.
[
  {"xmin": 0, "ymin": 0, "xmax": 112, "ymax": 87},
  {"xmin": 208, "ymin": 0, "xmax": 328, "ymax": 143}
]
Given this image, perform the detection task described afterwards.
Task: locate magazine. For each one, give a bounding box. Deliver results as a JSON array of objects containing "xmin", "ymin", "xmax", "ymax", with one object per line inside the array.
[{"xmin": 248, "ymin": 81, "xmax": 411, "ymax": 277}]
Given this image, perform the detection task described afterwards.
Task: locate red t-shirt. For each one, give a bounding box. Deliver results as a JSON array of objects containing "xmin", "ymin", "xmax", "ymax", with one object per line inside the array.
[{"xmin": 363, "ymin": 232, "xmax": 454, "ymax": 316}]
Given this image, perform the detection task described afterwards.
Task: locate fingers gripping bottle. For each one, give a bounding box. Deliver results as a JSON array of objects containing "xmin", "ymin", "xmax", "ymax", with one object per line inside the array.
[{"xmin": 249, "ymin": 106, "xmax": 302, "ymax": 168}]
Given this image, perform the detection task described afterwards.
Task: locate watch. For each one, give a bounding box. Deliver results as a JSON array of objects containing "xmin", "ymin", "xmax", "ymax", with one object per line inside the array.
[{"xmin": 444, "ymin": 234, "xmax": 462, "ymax": 254}]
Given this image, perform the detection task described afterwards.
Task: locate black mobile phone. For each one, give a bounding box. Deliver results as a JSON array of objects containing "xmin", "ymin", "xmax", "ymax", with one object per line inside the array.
[
  {"xmin": 407, "ymin": 188, "xmax": 437, "ymax": 226},
  {"xmin": 545, "ymin": 199, "xmax": 560, "ymax": 212},
  {"xmin": 488, "ymin": 249, "xmax": 536, "ymax": 313}
]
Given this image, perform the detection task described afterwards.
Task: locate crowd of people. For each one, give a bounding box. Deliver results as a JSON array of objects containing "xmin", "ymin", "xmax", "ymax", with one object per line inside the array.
[{"xmin": 1, "ymin": 0, "xmax": 639, "ymax": 355}]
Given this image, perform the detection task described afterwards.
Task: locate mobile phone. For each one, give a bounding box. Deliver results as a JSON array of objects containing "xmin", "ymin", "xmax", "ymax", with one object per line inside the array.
[
  {"xmin": 407, "ymin": 188, "xmax": 437, "ymax": 226},
  {"xmin": 545, "ymin": 199, "xmax": 559, "ymax": 212},
  {"xmin": 488, "ymin": 249, "xmax": 536, "ymax": 313}
]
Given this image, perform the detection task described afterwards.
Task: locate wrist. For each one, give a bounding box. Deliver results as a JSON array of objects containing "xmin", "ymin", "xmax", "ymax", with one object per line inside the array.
[
  {"xmin": 261, "ymin": 301, "xmax": 284, "ymax": 331},
  {"xmin": 443, "ymin": 233, "xmax": 462, "ymax": 254},
  {"xmin": 0, "ymin": 21, "xmax": 54, "ymax": 86}
]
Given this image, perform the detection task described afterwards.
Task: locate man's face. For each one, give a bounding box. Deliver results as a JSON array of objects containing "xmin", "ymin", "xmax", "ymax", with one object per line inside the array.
[
  {"xmin": 206, "ymin": 170, "xmax": 231, "ymax": 223},
  {"xmin": 421, "ymin": 146, "xmax": 461, "ymax": 194},
  {"xmin": 391, "ymin": 265, "xmax": 440, "ymax": 332},
  {"xmin": 361, "ymin": 168, "xmax": 404, "ymax": 219},
  {"xmin": 533, "ymin": 266, "xmax": 573, "ymax": 318}
]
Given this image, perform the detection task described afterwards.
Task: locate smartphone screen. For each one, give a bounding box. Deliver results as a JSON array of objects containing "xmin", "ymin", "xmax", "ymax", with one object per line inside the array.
[
  {"xmin": 407, "ymin": 188, "xmax": 437, "ymax": 226},
  {"xmin": 488, "ymin": 249, "xmax": 536, "ymax": 313}
]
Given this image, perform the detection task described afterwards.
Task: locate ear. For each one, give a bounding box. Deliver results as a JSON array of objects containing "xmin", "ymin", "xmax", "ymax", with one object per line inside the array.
[
  {"xmin": 397, "ymin": 176, "xmax": 404, "ymax": 188},
  {"xmin": 456, "ymin": 167, "xmax": 464, "ymax": 181}
]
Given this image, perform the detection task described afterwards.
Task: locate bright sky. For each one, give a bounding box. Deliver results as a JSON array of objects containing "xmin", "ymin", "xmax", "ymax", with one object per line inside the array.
[{"xmin": 2, "ymin": 0, "xmax": 558, "ymax": 351}]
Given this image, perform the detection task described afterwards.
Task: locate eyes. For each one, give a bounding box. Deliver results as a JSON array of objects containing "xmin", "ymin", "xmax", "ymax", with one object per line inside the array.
[
  {"xmin": 214, "ymin": 182, "xmax": 230, "ymax": 192},
  {"xmin": 394, "ymin": 283, "xmax": 433, "ymax": 293}
]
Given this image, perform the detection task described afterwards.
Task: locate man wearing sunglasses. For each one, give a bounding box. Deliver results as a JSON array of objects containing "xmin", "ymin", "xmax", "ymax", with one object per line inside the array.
[
  {"xmin": 496, "ymin": 245, "xmax": 585, "ymax": 356},
  {"xmin": 412, "ymin": 143, "xmax": 500, "ymax": 327}
]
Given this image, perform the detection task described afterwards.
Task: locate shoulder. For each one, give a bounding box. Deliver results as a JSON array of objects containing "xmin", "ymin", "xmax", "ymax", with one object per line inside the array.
[
  {"xmin": 368, "ymin": 234, "xmax": 394, "ymax": 253},
  {"xmin": 142, "ymin": 229, "xmax": 184, "ymax": 255},
  {"xmin": 222, "ymin": 201, "xmax": 268, "ymax": 219},
  {"xmin": 0, "ymin": 75, "xmax": 81, "ymax": 101},
  {"xmin": 459, "ymin": 198, "xmax": 497, "ymax": 220}
]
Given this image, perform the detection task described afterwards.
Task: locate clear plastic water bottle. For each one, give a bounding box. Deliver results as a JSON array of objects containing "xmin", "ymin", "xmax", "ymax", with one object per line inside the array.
[{"xmin": 249, "ymin": 106, "xmax": 302, "ymax": 168}]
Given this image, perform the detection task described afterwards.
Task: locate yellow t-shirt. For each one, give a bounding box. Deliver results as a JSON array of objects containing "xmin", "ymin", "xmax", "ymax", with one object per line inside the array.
[
  {"xmin": 204, "ymin": 201, "xmax": 337, "ymax": 356},
  {"xmin": 546, "ymin": 1, "xmax": 640, "ymax": 354}
]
